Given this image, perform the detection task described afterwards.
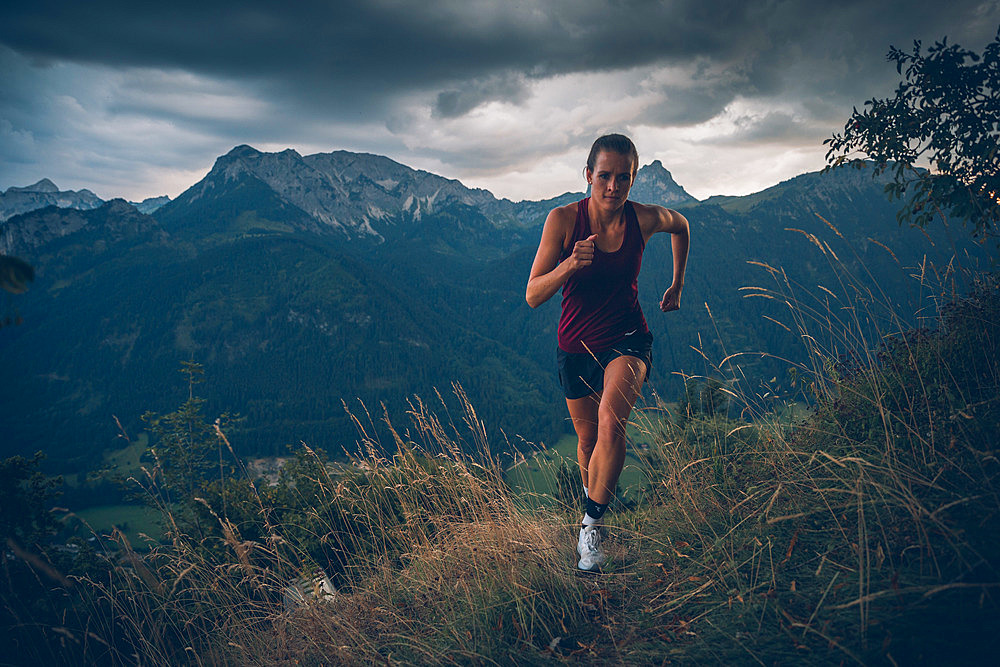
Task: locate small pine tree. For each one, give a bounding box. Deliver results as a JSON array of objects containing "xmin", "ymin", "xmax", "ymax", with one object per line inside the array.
[{"xmin": 139, "ymin": 362, "xmax": 239, "ymax": 531}]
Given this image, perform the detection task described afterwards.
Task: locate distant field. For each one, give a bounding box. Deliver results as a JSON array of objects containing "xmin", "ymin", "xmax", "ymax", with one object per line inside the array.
[
  {"xmin": 505, "ymin": 429, "xmax": 651, "ymax": 508},
  {"xmin": 103, "ymin": 435, "xmax": 148, "ymax": 475},
  {"xmin": 68, "ymin": 504, "xmax": 162, "ymax": 548},
  {"xmin": 62, "ymin": 435, "xmax": 149, "ymax": 488}
]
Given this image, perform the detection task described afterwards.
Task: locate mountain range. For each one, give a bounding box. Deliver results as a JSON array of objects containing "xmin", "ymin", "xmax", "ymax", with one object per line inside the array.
[
  {"xmin": 0, "ymin": 147, "xmax": 989, "ymax": 472},
  {"xmin": 0, "ymin": 179, "xmax": 103, "ymax": 223},
  {"xmin": 0, "ymin": 178, "xmax": 169, "ymax": 228}
]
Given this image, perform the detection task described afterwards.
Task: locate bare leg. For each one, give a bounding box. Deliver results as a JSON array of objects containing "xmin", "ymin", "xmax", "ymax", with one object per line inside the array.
[
  {"xmin": 586, "ymin": 355, "xmax": 646, "ymax": 505},
  {"xmin": 566, "ymin": 394, "xmax": 600, "ymax": 489}
]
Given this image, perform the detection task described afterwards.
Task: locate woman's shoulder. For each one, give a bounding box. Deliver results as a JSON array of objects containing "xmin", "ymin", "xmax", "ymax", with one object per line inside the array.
[
  {"xmin": 627, "ymin": 200, "xmax": 661, "ymax": 219},
  {"xmin": 541, "ymin": 200, "xmax": 583, "ymax": 252},
  {"xmin": 628, "ymin": 200, "xmax": 688, "ymax": 236},
  {"xmin": 545, "ymin": 199, "xmax": 581, "ymax": 229}
]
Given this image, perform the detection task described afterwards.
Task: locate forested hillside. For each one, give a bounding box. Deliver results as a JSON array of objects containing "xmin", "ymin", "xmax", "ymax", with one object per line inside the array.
[{"xmin": 0, "ymin": 150, "xmax": 988, "ymax": 473}]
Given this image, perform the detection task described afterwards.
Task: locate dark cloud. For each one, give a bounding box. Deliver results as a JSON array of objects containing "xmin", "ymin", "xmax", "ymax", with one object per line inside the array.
[
  {"xmin": 3, "ymin": 0, "xmax": 995, "ymax": 119},
  {"xmin": 637, "ymin": 74, "xmax": 744, "ymax": 127},
  {"xmin": 1, "ymin": 1, "xmax": 998, "ymax": 198},
  {"xmin": 434, "ymin": 74, "xmax": 532, "ymax": 118}
]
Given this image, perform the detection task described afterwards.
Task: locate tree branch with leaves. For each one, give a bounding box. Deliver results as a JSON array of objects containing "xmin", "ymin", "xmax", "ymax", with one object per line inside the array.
[{"xmin": 826, "ymin": 29, "xmax": 1000, "ymax": 239}]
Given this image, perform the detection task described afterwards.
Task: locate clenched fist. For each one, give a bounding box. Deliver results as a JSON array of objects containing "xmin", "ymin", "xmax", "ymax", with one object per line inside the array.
[
  {"xmin": 567, "ymin": 234, "xmax": 598, "ymax": 272},
  {"xmin": 660, "ymin": 283, "xmax": 682, "ymax": 312}
]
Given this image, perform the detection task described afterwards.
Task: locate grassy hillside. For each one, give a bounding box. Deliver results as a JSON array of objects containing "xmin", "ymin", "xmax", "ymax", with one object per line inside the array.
[{"xmin": 5, "ymin": 258, "xmax": 997, "ymax": 665}]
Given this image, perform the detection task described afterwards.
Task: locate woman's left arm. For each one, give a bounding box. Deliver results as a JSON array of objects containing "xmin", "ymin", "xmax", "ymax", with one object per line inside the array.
[{"xmin": 640, "ymin": 205, "xmax": 690, "ymax": 312}]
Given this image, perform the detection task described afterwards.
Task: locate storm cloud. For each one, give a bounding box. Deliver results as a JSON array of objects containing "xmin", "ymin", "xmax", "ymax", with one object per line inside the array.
[{"xmin": 1, "ymin": 0, "xmax": 998, "ymax": 200}]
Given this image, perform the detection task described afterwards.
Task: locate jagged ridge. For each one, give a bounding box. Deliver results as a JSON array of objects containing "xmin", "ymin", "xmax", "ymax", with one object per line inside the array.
[{"xmin": 0, "ymin": 179, "xmax": 104, "ymax": 223}]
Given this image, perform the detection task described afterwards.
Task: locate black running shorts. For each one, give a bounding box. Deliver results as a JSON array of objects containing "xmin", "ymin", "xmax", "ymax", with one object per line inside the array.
[{"xmin": 557, "ymin": 330, "xmax": 653, "ymax": 400}]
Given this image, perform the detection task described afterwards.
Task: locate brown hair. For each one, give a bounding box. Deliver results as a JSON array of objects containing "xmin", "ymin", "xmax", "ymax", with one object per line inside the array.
[{"xmin": 585, "ymin": 133, "xmax": 638, "ymax": 178}]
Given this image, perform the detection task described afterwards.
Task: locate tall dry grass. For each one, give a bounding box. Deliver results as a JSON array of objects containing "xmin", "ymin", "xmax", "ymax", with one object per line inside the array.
[
  {"xmin": 46, "ymin": 223, "xmax": 1000, "ymax": 665},
  {"xmin": 78, "ymin": 389, "xmax": 600, "ymax": 665},
  {"xmin": 618, "ymin": 223, "xmax": 1000, "ymax": 663}
]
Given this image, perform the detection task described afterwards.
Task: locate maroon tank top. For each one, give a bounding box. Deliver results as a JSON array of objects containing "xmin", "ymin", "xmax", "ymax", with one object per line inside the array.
[{"xmin": 557, "ymin": 198, "xmax": 649, "ymax": 353}]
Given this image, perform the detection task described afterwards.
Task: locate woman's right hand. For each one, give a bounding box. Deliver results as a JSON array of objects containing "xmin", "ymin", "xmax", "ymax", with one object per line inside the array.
[
  {"xmin": 526, "ymin": 204, "xmax": 588, "ymax": 308},
  {"xmin": 566, "ymin": 234, "xmax": 598, "ymax": 272}
]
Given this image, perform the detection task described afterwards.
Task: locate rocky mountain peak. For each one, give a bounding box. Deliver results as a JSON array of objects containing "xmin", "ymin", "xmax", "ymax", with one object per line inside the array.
[
  {"xmin": 131, "ymin": 195, "xmax": 171, "ymax": 214},
  {"xmin": 4, "ymin": 179, "xmax": 53, "ymax": 195},
  {"xmin": 224, "ymin": 144, "xmax": 264, "ymax": 160},
  {"xmin": 630, "ymin": 161, "xmax": 698, "ymax": 207},
  {"xmin": 8, "ymin": 178, "xmax": 60, "ymax": 194},
  {"xmin": 0, "ymin": 179, "xmax": 104, "ymax": 222},
  {"xmin": 178, "ymin": 145, "xmax": 509, "ymax": 240}
]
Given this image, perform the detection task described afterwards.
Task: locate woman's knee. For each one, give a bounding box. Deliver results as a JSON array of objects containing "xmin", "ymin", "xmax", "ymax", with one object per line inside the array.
[
  {"xmin": 575, "ymin": 425, "xmax": 598, "ymax": 454},
  {"xmin": 598, "ymin": 403, "xmax": 629, "ymax": 435}
]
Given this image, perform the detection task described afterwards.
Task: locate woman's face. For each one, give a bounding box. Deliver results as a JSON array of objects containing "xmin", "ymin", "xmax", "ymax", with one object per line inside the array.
[{"xmin": 587, "ymin": 150, "xmax": 635, "ymax": 208}]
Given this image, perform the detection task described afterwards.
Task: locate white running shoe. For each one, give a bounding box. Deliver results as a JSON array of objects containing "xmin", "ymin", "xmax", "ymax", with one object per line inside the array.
[{"xmin": 577, "ymin": 525, "xmax": 606, "ymax": 571}]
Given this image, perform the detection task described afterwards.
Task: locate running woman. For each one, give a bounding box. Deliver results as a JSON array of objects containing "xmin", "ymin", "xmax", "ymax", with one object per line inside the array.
[{"xmin": 526, "ymin": 134, "xmax": 690, "ymax": 571}]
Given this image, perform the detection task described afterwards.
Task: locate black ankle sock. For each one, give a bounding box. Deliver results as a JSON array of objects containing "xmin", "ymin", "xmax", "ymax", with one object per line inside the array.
[{"xmin": 585, "ymin": 497, "xmax": 608, "ymax": 523}]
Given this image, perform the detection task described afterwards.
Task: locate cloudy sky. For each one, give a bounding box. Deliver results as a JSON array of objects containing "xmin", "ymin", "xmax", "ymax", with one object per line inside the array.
[{"xmin": 2, "ymin": 1, "xmax": 998, "ymax": 203}]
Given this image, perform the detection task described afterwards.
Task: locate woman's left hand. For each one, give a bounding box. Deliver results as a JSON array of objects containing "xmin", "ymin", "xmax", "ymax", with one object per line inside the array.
[{"xmin": 660, "ymin": 283, "xmax": 682, "ymax": 312}]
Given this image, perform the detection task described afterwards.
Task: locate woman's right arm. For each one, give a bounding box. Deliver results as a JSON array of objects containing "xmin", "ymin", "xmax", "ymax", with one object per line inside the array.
[{"xmin": 525, "ymin": 207, "xmax": 596, "ymax": 308}]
